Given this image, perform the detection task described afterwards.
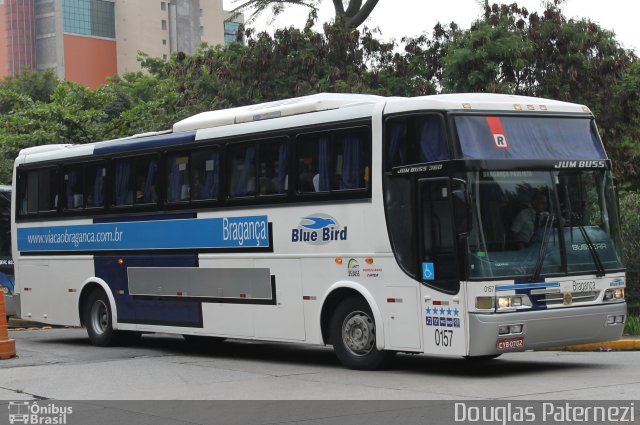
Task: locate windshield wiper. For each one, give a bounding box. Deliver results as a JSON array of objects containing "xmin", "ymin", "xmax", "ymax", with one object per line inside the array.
[
  {"xmin": 530, "ymin": 214, "xmax": 555, "ymax": 282},
  {"xmin": 571, "ymin": 212, "xmax": 606, "ymax": 277}
]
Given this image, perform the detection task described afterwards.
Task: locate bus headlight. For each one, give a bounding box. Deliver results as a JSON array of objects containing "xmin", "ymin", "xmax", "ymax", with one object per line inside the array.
[
  {"xmin": 496, "ymin": 295, "xmax": 531, "ymax": 311},
  {"xmin": 604, "ymin": 288, "xmax": 625, "ymax": 301},
  {"xmin": 476, "ymin": 297, "xmax": 494, "ymax": 310},
  {"xmin": 497, "ymin": 297, "xmax": 512, "ymax": 309},
  {"xmin": 1, "ymin": 286, "xmax": 8, "ymax": 295}
]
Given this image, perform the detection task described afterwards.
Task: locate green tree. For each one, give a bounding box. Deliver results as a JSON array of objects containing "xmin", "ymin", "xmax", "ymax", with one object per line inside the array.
[
  {"xmin": 230, "ymin": 0, "xmax": 379, "ymax": 29},
  {"xmin": 0, "ymin": 69, "xmax": 59, "ymax": 103},
  {"xmin": 0, "ymin": 82, "xmax": 112, "ymax": 183}
]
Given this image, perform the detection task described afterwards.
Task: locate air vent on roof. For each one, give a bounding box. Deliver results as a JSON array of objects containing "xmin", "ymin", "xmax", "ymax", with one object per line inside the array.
[{"xmin": 172, "ymin": 93, "xmax": 383, "ymax": 133}]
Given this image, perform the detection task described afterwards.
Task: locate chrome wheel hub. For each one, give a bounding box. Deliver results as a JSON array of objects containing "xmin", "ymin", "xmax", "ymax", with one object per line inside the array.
[
  {"xmin": 342, "ymin": 311, "xmax": 375, "ymax": 356},
  {"xmin": 91, "ymin": 300, "xmax": 109, "ymax": 335}
]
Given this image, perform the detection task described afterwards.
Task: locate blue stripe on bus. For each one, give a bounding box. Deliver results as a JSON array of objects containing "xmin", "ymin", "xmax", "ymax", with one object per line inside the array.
[
  {"xmin": 93, "ymin": 131, "xmax": 196, "ymax": 155},
  {"xmin": 17, "ymin": 215, "xmax": 269, "ymax": 252},
  {"xmin": 495, "ymin": 282, "xmax": 560, "ymax": 291},
  {"xmin": 95, "ymin": 254, "xmax": 202, "ymax": 326}
]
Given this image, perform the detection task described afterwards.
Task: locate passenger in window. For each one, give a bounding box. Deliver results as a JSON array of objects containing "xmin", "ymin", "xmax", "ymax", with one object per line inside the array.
[
  {"xmin": 510, "ymin": 191, "xmax": 549, "ymax": 249},
  {"xmin": 192, "ymin": 174, "xmax": 203, "ymax": 199},
  {"xmin": 259, "ymin": 166, "xmax": 276, "ymax": 195},
  {"xmin": 136, "ymin": 176, "xmax": 146, "ymax": 204},
  {"xmin": 298, "ymin": 163, "xmax": 315, "ymax": 192}
]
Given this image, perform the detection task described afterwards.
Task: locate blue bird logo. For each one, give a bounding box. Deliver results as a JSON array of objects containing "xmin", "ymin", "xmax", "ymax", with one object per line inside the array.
[{"xmin": 300, "ymin": 216, "xmax": 336, "ymax": 230}]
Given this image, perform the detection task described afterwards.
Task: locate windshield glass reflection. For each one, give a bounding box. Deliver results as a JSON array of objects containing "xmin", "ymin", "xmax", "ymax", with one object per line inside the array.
[{"xmin": 467, "ymin": 170, "xmax": 623, "ymax": 279}]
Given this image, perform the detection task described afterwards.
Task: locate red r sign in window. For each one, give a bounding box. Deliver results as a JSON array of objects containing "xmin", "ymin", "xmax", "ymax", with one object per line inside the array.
[{"xmin": 486, "ymin": 117, "xmax": 509, "ymax": 148}]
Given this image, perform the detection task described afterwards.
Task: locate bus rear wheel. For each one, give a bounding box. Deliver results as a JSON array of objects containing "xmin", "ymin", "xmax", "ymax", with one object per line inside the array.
[
  {"xmin": 83, "ymin": 289, "xmax": 138, "ymax": 346},
  {"xmin": 330, "ymin": 296, "xmax": 394, "ymax": 370}
]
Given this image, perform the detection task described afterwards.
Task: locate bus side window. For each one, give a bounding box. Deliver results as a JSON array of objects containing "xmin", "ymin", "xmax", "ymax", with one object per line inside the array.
[
  {"xmin": 19, "ymin": 168, "xmax": 58, "ymax": 215},
  {"xmin": 134, "ymin": 157, "xmax": 158, "ymax": 205},
  {"xmin": 166, "ymin": 154, "xmax": 189, "ymax": 203},
  {"xmin": 333, "ymin": 129, "xmax": 366, "ymax": 191},
  {"xmin": 297, "ymin": 127, "xmax": 369, "ymax": 194},
  {"xmin": 228, "ymin": 144, "xmax": 256, "ymax": 198},
  {"xmin": 297, "ymin": 134, "xmax": 323, "ymax": 193},
  {"xmin": 385, "ymin": 115, "xmax": 447, "ymax": 171},
  {"xmin": 258, "ymin": 141, "xmax": 287, "ymax": 196},
  {"xmin": 113, "ymin": 159, "xmax": 134, "ymax": 206},
  {"xmin": 191, "ymin": 149, "xmax": 219, "ymax": 201},
  {"xmin": 85, "ymin": 164, "xmax": 106, "ymax": 208},
  {"xmin": 64, "ymin": 166, "xmax": 83, "ymax": 210}
]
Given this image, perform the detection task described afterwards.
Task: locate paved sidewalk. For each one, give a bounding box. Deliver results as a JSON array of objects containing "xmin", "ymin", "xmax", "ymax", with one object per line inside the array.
[{"xmin": 550, "ymin": 337, "xmax": 640, "ymax": 351}]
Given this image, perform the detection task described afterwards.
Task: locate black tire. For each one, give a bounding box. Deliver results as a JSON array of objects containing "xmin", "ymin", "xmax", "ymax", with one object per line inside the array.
[
  {"xmin": 83, "ymin": 289, "xmax": 139, "ymax": 346},
  {"xmin": 330, "ymin": 296, "xmax": 395, "ymax": 370}
]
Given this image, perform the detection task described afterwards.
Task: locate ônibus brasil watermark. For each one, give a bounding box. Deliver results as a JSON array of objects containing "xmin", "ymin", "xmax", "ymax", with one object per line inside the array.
[{"xmin": 8, "ymin": 401, "xmax": 73, "ymax": 425}]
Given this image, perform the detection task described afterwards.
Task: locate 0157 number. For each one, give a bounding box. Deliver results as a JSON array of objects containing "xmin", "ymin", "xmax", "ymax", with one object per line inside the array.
[{"xmin": 435, "ymin": 329, "xmax": 453, "ymax": 347}]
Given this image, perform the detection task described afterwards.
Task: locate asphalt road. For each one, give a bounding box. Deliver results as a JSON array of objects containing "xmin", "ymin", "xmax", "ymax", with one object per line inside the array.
[{"xmin": 1, "ymin": 327, "xmax": 639, "ymax": 401}]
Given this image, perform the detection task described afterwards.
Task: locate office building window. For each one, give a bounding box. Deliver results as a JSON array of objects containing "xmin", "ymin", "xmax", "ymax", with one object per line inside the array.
[
  {"xmin": 224, "ymin": 21, "xmax": 242, "ymax": 44},
  {"xmin": 161, "ymin": 2, "xmax": 166, "ymax": 11},
  {"xmin": 162, "ymin": 39, "xmax": 167, "ymax": 45},
  {"xmin": 162, "ymin": 20, "xmax": 167, "ymax": 30},
  {"xmin": 63, "ymin": 0, "xmax": 115, "ymax": 38}
]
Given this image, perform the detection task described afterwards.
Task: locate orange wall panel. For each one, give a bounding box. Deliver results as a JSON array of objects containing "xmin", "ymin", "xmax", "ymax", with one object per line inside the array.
[
  {"xmin": 0, "ymin": 5, "xmax": 7, "ymax": 79},
  {"xmin": 64, "ymin": 34, "xmax": 117, "ymax": 88}
]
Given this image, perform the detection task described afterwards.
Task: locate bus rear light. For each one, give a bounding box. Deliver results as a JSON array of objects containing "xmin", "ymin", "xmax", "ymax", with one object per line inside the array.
[
  {"xmin": 365, "ymin": 258, "xmax": 374, "ymax": 264},
  {"xmin": 335, "ymin": 258, "xmax": 343, "ymax": 264},
  {"xmin": 117, "ymin": 258, "xmax": 124, "ymax": 265}
]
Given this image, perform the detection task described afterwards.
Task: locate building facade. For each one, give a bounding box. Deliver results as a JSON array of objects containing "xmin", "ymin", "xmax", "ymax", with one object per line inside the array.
[{"xmin": 0, "ymin": 0, "xmax": 230, "ymax": 87}]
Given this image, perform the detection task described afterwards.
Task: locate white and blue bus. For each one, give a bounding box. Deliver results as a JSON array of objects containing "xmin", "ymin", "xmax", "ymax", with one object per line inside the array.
[
  {"xmin": 11, "ymin": 93, "xmax": 626, "ymax": 369},
  {"xmin": 0, "ymin": 185, "xmax": 15, "ymax": 319}
]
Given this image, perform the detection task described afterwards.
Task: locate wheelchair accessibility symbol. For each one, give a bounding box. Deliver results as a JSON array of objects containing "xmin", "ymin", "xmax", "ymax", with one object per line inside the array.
[{"xmin": 422, "ymin": 262, "xmax": 434, "ymax": 281}]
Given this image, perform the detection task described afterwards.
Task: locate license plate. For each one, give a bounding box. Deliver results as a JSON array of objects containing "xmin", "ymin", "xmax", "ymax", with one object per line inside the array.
[{"xmin": 497, "ymin": 336, "xmax": 525, "ymax": 351}]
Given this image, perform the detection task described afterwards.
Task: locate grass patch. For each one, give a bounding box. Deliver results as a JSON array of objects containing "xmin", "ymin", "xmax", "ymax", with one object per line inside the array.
[{"xmin": 625, "ymin": 314, "xmax": 640, "ymax": 336}]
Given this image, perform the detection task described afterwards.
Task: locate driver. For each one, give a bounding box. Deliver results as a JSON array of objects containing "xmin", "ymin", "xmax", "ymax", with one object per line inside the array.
[{"xmin": 511, "ymin": 191, "xmax": 549, "ymax": 249}]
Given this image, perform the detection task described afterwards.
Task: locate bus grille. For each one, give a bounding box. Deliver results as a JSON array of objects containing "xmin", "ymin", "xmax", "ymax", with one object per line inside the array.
[{"xmin": 533, "ymin": 290, "xmax": 600, "ymax": 306}]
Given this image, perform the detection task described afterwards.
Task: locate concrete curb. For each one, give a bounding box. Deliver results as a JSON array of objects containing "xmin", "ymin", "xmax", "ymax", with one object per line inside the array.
[{"xmin": 543, "ymin": 338, "xmax": 640, "ymax": 351}]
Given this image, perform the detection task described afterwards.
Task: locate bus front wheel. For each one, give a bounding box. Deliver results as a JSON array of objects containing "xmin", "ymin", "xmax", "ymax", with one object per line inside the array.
[{"xmin": 330, "ymin": 296, "xmax": 394, "ymax": 370}]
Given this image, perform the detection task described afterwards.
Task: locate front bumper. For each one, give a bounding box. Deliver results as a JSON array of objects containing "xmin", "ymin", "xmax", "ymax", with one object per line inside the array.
[{"xmin": 468, "ymin": 302, "xmax": 627, "ymax": 356}]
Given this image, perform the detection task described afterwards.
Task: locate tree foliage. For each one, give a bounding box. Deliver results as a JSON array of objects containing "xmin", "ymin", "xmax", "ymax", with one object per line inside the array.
[
  {"xmin": 230, "ymin": 0, "xmax": 380, "ymax": 29},
  {"xmin": 0, "ymin": 1, "xmax": 638, "ymax": 188}
]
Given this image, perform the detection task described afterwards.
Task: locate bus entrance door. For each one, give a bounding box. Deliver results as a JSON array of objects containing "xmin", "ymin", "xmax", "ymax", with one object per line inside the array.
[{"xmin": 418, "ymin": 177, "xmax": 468, "ymax": 356}]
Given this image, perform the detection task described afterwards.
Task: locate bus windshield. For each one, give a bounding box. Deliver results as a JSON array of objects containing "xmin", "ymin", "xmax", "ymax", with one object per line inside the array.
[{"xmin": 466, "ymin": 169, "xmax": 623, "ymax": 279}]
